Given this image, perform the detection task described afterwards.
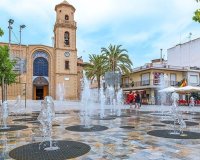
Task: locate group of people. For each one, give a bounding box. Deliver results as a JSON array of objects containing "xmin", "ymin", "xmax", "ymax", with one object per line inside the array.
[{"xmin": 126, "ymin": 91, "xmax": 141, "ymax": 110}]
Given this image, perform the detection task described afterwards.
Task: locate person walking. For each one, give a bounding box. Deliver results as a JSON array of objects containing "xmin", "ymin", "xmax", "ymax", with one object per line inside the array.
[
  {"xmin": 127, "ymin": 91, "xmax": 134, "ymax": 110},
  {"xmin": 139, "ymin": 94, "xmax": 142, "ymax": 108},
  {"xmin": 135, "ymin": 92, "xmax": 141, "ymax": 109}
]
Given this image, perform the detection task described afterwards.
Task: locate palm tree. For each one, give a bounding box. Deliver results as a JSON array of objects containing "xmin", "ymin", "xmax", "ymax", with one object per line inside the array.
[
  {"xmin": 101, "ymin": 44, "xmax": 133, "ymax": 74},
  {"xmin": 84, "ymin": 54, "xmax": 107, "ymax": 89}
]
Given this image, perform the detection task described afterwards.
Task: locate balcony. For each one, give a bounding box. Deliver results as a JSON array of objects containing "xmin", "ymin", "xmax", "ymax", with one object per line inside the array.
[{"xmin": 122, "ymin": 80, "xmax": 178, "ymax": 89}]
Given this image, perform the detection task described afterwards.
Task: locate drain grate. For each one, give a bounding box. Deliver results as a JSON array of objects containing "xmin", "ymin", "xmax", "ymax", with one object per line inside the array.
[
  {"xmin": 0, "ymin": 125, "xmax": 28, "ymax": 132},
  {"xmin": 161, "ymin": 120, "xmax": 199, "ymax": 126},
  {"xmin": 66, "ymin": 125, "xmax": 108, "ymax": 132},
  {"xmin": 147, "ymin": 130, "xmax": 200, "ymax": 139},
  {"xmin": 13, "ymin": 118, "xmax": 38, "ymax": 122},
  {"xmin": 9, "ymin": 140, "xmax": 91, "ymax": 160},
  {"xmin": 151, "ymin": 124, "xmax": 166, "ymax": 127},
  {"xmin": 120, "ymin": 126, "xmax": 135, "ymax": 129}
]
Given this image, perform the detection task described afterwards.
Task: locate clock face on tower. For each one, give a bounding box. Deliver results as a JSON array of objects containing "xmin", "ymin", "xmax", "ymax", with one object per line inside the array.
[{"xmin": 64, "ymin": 51, "xmax": 70, "ymax": 57}]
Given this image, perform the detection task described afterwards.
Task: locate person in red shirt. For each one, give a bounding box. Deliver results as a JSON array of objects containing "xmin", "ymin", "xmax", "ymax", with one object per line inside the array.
[{"xmin": 127, "ymin": 90, "xmax": 134, "ymax": 110}]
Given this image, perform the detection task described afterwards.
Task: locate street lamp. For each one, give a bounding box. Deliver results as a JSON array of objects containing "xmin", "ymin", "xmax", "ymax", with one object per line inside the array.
[
  {"xmin": 19, "ymin": 24, "xmax": 26, "ymax": 45},
  {"xmin": 19, "ymin": 24, "xmax": 26, "ymax": 108},
  {"xmin": 4, "ymin": 19, "xmax": 14, "ymax": 101},
  {"xmin": 19, "ymin": 24, "xmax": 26, "ymax": 75},
  {"xmin": 8, "ymin": 19, "xmax": 14, "ymax": 24},
  {"xmin": 8, "ymin": 19, "xmax": 14, "ymax": 48}
]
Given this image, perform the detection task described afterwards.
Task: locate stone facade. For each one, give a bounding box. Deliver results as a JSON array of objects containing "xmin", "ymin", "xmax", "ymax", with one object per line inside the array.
[{"xmin": 0, "ymin": 1, "xmax": 83, "ymax": 100}]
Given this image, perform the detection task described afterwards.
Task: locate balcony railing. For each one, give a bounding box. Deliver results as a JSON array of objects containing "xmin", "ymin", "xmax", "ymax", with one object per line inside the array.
[{"xmin": 122, "ymin": 80, "xmax": 179, "ymax": 88}]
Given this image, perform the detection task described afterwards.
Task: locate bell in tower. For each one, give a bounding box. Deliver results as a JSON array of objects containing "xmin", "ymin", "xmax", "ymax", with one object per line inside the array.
[{"xmin": 54, "ymin": 0, "xmax": 76, "ymax": 49}]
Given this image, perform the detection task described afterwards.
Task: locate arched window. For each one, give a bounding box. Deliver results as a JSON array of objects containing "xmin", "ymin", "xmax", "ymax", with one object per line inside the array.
[
  {"xmin": 65, "ymin": 15, "xmax": 69, "ymax": 20},
  {"xmin": 33, "ymin": 57, "xmax": 48, "ymax": 76},
  {"xmin": 64, "ymin": 31, "xmax": 69, "ymax": 45}
]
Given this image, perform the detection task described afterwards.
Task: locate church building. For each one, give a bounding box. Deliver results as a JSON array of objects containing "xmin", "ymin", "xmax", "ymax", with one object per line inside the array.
[{"xmin": 0, "ymin": 1, "xmax": 83, "ymax": 100}]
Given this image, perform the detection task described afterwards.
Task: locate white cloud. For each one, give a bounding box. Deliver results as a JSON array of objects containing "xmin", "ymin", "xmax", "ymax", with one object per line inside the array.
[
  {"xmin": 72, "ymin": 0, "xmax": 162, "ymax": 33},
  {"xmin": 119, "ymin": 32, "xmax": 151, "ymax": 44},
  {"xmin": 0, "ymin": 0, "xmax": 52, "ymax": 20},
  {"xmin": 0, "ymin": 0, "xmax": 199, "ymax": 66}
]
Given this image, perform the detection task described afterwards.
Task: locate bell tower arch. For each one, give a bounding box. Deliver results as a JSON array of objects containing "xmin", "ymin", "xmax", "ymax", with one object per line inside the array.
[{"xmin": 54, "ymin": 1, "xmax": 78, "ymax": 100}]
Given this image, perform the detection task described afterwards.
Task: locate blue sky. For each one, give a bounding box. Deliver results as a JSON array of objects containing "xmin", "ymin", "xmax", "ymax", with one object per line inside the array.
[{"xmin": 0, "ymin": 0, "xmax": 199, "ymax": 67}]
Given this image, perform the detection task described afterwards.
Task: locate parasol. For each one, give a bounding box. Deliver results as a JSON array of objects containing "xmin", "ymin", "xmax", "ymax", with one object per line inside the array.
[
  {"xmin": 175, "ymin": 86, "xmax": 200, "ymax": 94},
  {"xmin": 158, "ymin": 86, "xmax": 177, "ymax": 93}
]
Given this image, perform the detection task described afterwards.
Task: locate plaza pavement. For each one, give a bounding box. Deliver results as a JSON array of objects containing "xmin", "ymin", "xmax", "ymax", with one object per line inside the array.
[
  {"xmin": 1, "ymin": 100, "xmax": 200, "ymax": 160},
  {"xmin": 6, "ymin": 100, "xmax": 200, "ymax": 113}
]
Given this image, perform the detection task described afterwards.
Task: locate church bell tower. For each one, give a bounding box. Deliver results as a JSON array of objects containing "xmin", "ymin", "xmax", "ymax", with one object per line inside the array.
[{"xmin": 54, "ymin": 1, "xmax": 78, "ymax": 100}]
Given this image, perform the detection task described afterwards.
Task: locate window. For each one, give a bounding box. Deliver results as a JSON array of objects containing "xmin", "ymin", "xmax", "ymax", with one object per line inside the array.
[
  {"xmin": 65, "ymin": 61, "xmax": 69, "ymax": 69},
  {"xmin": 153, "ymin": 72, "xmax": 163, "ymax": 85},
  {"xmin": 141, "ymin": 73, "xmax": 150, "ymax": 86},
  {"xmin": 170, "ymin": 73, "xmax": 176, "ymax": 86},
  {"xmin": 123, "ymin": 77, "xmax": 129, "ymax": 87},
  {"xmin": 65, "ymin": 15, "xmax": 69, "ymax": 20},
  {"xmin": 33, "ymin": 57, "xmax": 48, "ymax": 76},
  {"xmin": 64, "ymin": 31, "xmax": 69, "ymax": 45},
  {"xmin": 190, "ymin": 75, "xmax": 198, "ymax": 84}
]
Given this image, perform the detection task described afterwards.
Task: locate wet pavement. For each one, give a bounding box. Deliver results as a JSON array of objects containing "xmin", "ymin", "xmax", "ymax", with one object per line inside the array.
[{"xmin": 0, "ymin": 102, "xmax": 200, "ymax": 160}]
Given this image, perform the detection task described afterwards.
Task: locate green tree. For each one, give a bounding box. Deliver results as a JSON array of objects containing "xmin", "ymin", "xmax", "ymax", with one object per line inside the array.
[
  {"xmin": 0, "ymin": 45, "xmax": 17, "ymax": 102},
  {"xmin": 0, "ymin": 28, "xmax": 3, "ymax": 37},
  {"xmin": 101, "ymin": 44, "xmax": 133, "ymax": 74},
  {"xmin": 84, "ymin": 54, "xmax": 107, "ymax": 89},
  {"xmin": 193, "ymin": 0, "xmax": 200, "ymax": 23}
]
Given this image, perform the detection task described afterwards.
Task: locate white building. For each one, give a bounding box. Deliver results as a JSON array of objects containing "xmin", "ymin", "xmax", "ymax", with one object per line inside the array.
[
  {"xmin": 167, "ymin": 38, "xmax": 200, "ymax": 86},
  {"xmin": 167, "ymin": 38, "xmax": 200, "ymax": 68}
]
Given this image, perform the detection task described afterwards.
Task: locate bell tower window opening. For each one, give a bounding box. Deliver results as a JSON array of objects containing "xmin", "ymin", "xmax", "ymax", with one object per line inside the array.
[
  {"xmin": 65, "ymin": 61, "xmax": 69, "ymax": 70},
  {"xmin": 65, "ymin": 15, "xmax": 69, "ymax": 20},
  {"xmin": 64, "ymin": 31, "xmax": 70, "ymax": 45}
]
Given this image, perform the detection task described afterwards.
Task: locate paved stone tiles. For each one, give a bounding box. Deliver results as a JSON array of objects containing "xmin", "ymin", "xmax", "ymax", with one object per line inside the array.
[{"xmin": 0, "ymin": 106, "xmax": 200, "ymax": 159}]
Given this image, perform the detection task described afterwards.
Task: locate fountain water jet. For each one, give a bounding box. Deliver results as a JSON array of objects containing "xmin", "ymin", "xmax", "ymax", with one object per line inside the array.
[
  {"xmin": 55, "ymin": 83, "xmax": 65, "ymax": 109},
  {"xmin": 0, "ymin": 133, "xmax": 8, "ymax": 159},
  {"xmin": 170, "ymin": 92, "xmax": 186, "ymax": 135},
  {"xmin": 158, "ymin": 74, "xmax": 168, "ymax": 115},
  {"xmin": 38, "ymin": 96, "xmax": 59, "ymax": 151},
  {"xmin": 100, "ymin": 80, "xmax": 106, "ymax": 118},
  {"xmin": 106, "ymin": 85, "xmax": 115, "ymax": 115},
  {"xmin": 80, "ymin": 71, "xmax": 92, "ymax": 128},
  {"xmin": 65, "ymin": 72, "xmax": 109, "ymax": 132},
  {"xmin": 14, "ymin": 95, "xmax": 24, "ymax": 114},
  {"xmin": 0, "ymin": 101, "xmax": 10, "ymax": 129},
  {"xmin": 57, "ymin": 83, "xmax": 65, "ymax": 101},
  {"xmin": 116, "ymin": 86, "xmax": 123, "ymax": 116},
  {"xmin": 189, "ymin": 96, "xmax": 195, "ymax": 114}
]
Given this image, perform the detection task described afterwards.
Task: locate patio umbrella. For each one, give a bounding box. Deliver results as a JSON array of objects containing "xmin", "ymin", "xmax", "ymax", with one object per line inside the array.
[
  {"xmin": 175, "ymin": 86, "xmax": 200, "ymax": 94},
  {"xmin": 175, "ymin": 86, "xmax": 200, "ymax": 105},
  {"xmin": 158, "ymin": 86, "xmax": 177, "ymax": 93}
]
